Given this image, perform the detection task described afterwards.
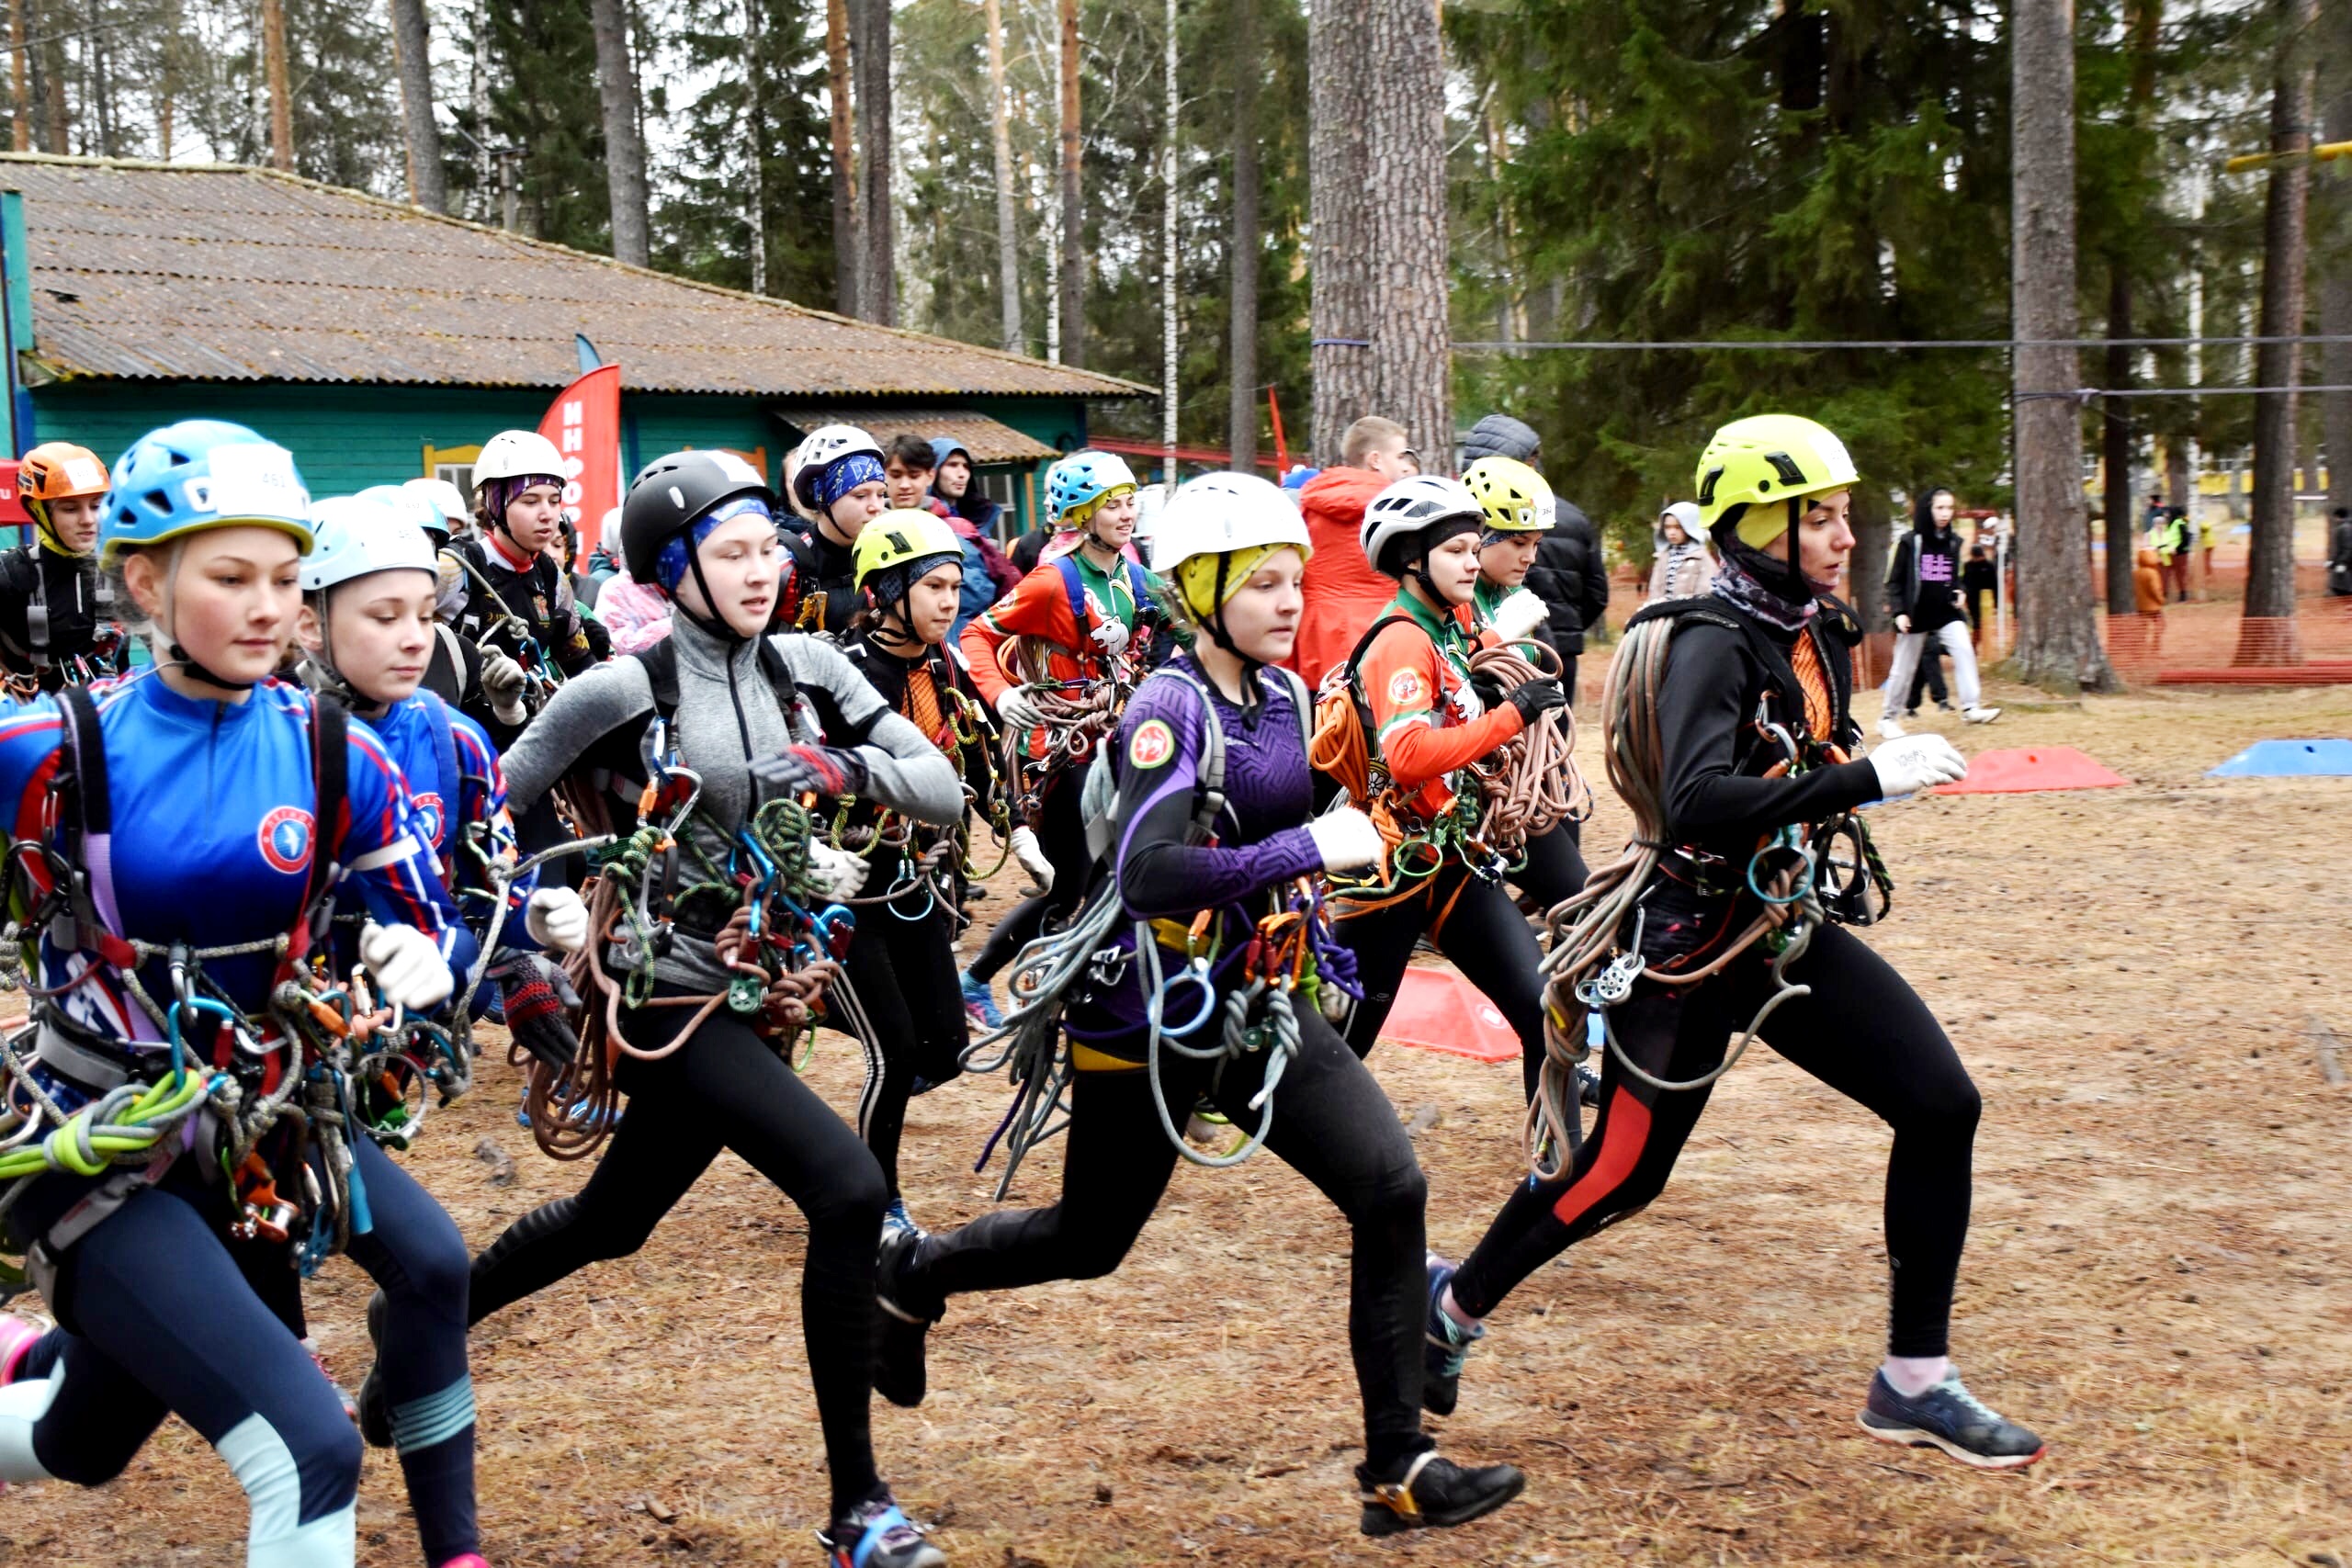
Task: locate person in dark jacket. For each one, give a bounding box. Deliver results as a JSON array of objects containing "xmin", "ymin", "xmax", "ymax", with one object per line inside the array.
[
  {"xmin": 1878, "ymin": 486, "xmax": 1998, "ymax": 736},
  {"xmin": 1460, "ymin": 412, "xmax": 1543, "ymax": 468},
  {"xmin": 1523, "ymin": 498, "xmax": 1611, "ymax": 701},
  {"xmin": 922, "ymin": 436, "xmax": 1018, "ymax": 641},
  {"xmin": 1961, "ymin": 543, "xmax": 1999, "ymax": 644}
]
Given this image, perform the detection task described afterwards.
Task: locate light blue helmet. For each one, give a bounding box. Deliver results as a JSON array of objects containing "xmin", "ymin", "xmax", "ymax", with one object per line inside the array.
[
  {"xmin": 1044, "ymin": 450, "xmax": 1138, "ymax": 524},
  {"xmin": 101, "ymin": 420, "xmax": 312, "ymax": 567},
  {"xmin": 300, "ymin": 494, "xmax": 439, "ymax": 596}
]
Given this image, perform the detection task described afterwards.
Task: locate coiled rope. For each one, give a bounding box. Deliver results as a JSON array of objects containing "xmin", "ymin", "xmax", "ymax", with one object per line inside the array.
[{"xmin": 1464, "ymin": 638, "xmax": 1590, "ymax": 851}]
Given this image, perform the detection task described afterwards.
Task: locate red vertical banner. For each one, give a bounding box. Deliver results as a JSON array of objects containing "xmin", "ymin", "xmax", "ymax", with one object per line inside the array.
[{"xmin": 538, "ymin": 364, "xmax": 622, "ymax": 554}]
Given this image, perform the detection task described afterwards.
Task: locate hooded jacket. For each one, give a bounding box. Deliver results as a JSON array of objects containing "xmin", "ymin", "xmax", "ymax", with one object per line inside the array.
[
  {"xmin": 1883, "ymin": 492, "xmax": 1966, "ymax": 633},
  {"xmin": 1526, "ymin": 497, "xmax": 1611, "ymax": 654},
  {"xmin": 1646, "ymin": 505, "xmax": 1716, "ymax": 604},
  {"xmin": 1292, "ymin": 465, "xmax": 1396, "ymax": 688}
]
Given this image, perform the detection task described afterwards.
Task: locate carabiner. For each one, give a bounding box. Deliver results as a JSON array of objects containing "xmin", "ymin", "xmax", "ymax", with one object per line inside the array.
[{"xmin": 1156, "ymin": 958, "xmax": 1218, "ymax": 1039}]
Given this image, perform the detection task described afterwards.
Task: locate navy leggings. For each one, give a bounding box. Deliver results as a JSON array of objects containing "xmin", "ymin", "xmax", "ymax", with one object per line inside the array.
[
  {"xmin": 1513, "ymin": 822, "xmax": 1589, "ymax": 911},
  {"xmin": 840, "ymin": 859, "xmax": 969, "ymax": 1199},
  {"xmin": 966, "ymin": 771, "xmax": 1091, "ymax": 984},
  {"xmin": 1448, "ymin": 922, "xmax": 1983, "ymax": 1358},
  {"xmin": 2, "ymin": 1133, "xmax": 476, "ymax": 1565}
]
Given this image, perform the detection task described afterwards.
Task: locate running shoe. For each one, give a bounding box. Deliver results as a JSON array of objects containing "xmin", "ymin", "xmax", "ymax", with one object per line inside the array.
[
  {"xmin": 0, "ymin": 1313, "xmax": 40, "ymax": 1386},
  {"xmin": 873, "ymin": 1230, "xmax": 933, "ymax": 1410},
  {"xmin": 1420, "ymin": 1258, "xmax": 1483, "ymax": 1417},
  {"xmin": 1963, "ymin": 705, "xmax": 2002, "ymax": 724},
  {"xmin": 1877, "ymin": 714, "xmax": 1908, "ymax": 740},
  {"xmin": 1859, "ymin": 1369, "xmax": 2046, "ymax": 1470},
  {"xmin": 438, "ymin": 1557, "xmax": 494, "ymax": 1568},
  {"xmin": 1575, "ymin": 1061, "xmax": 1604, "ymax": 1107},
  {"xmin": 881, "ymin": 1197, "xmax": 925, "ymax": 1245},
  {"xmin": 819, "ymin": 1494, "xmax": 945, "ymax": 1568},
  {"xmin": 1357, "ymin": 1450, "xmax": 1525, "ymax": 1537},
  {"xmin": 302, "ymin": 1337, "xmax": 361, "ymax": 1427},
  {"xmin": 957, "ymin": 971, "xmax": 1002, "ymax": 1031}
]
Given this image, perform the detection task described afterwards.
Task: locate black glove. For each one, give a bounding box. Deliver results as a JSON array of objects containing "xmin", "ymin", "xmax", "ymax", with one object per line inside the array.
[
  {"xmin": 492, "ymin": 953, "xmax": 582, "ymax": 1072},
  {"xmin": 1507, "ymin": 677, "xmax": 1567, "ymax": 724},
  {"xmin": 1469, "ymin": 670, "xmax": 1508, "ymax": 711},
  {"xmin": 752, "ymin": 743, "xmax": 870, "ymax": 800}
]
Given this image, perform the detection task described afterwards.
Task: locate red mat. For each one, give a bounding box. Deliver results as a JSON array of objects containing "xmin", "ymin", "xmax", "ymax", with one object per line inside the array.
[
  {"xmin": 1931, "ymin": 745, "xmax": 2129, "ymax": 795},
  {"xmin": 1380, "ymin": 967, "xmax": 1524, "ymax": 1064}
]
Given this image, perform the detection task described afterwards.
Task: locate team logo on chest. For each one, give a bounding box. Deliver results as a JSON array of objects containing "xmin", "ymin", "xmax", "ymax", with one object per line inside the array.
[
  {"xmin": 413, "ymin": 792, "xmax": 447, "ymax": 849},
  {"xmin": 256, "ymin": 807, "xmax": 315, "ymax": 874}
]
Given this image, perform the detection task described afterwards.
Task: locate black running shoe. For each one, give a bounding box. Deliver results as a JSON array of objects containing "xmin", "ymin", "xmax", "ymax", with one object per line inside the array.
[
  {"xmin": 1859, "ymin": 1370, "xmax": 2046, "ymax": 1471},
  {"xmin": 356, "ymin": 1289, "xmax": 391, "ymax": 1450},
  {"xmin": 1357, "ymin": 1450, "xmax": 1526, "ymax": 1537},
  {"xmin": 1575, "ymin": 1061, "xmax": 1603, "ymax": 1107},
  {"xmin": 1421, "ymin": 1258, "xmax": 1483, "ymax": 1416},
  {"xmin": 873, "ymin": 1230, "xmax": 934, "ymax": 1410},
  {"xmin": 818, "ymin": 1494, "xmax": 945, "ymax": 1568}
]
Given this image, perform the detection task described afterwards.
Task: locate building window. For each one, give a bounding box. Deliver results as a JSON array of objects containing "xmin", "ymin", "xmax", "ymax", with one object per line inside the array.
[{"xmin": 435, "ymin": 461, "xmax": 475, "ymax": 494}]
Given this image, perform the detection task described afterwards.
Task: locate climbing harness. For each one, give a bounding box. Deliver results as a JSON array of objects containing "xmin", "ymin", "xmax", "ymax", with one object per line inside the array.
[
  {"xmin": 451, "ymin": 547, "xmax": 569, "ymax": 711},
  {"xmin": 1521, "ymin": 604, "xmax": 1894, "ymax": 1181}
]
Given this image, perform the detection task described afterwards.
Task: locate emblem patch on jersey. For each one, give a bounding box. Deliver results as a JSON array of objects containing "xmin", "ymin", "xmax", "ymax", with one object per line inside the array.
[
  {"xmin": 256, "ymin": 807, "xmax": 315, "ymax": 874},
  {"xmin": 1386, "ymin": 668, "xmax": 1426, "ymax": 707},
  {"xmin": 1128, "ymin": 718, "xmax": 1175, "ymax": 769},
  {"xmin": 413, "ymin": 792, "xmax": 447, "ymax": 849}
]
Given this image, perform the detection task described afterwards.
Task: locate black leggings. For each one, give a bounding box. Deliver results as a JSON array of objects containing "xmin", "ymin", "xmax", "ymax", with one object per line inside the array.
[
  {"xmin": 1449, "ymin": 922, "xmax": 1982, "ymax": 1358},
  {"xmin": 840, "ymin": 865, "xmax": 968, "ymax": 1199},
  {"xmin": 1337, "ymin": 862, "xmax": 1551, "ymax": 1101},
  {"xmin": 967, "ymin": 771, "xmax": 1091, "ymax": 984},
  {"xmin": 892, "ymin": 1006, "xmax": 1434, "ymax": 1471},
  {"xmin": 466, "ymin": 990, "xmax": 890, "ymax": 1518},
  {"xmin": 1513, "ymin": 823, "xmax": 1589, "ymax": 911}
]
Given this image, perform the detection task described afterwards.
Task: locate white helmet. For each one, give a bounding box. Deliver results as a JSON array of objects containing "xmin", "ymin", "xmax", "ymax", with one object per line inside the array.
[
  {"xmin": 403, "ymin": 477, "xmax": 474, "ymax": 538},
  {"xmin": 301, "ymin": 494, "xmax": 441, "ymax": 595},
  {"xmin": 788, "ymin": 423, "xmax": 885, "ymax": 510},
  {"xmin": 472, "ymin": 429, "xmax": 568, "ymax": 491},
  {"xmin": 356, "ymin": 483, "xmax": 451, "ymax": 546},
  {"xmin": 1361, "ymin": 475, "xmax": 1483, "ymax": 580},
  {"xmin": 1149, "ymin": 472, "xmax": 1310, "ymax": 575}
]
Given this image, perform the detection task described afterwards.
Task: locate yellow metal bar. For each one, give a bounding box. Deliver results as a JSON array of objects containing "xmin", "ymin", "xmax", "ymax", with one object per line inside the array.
[{"xmin": 2223, "ymin": 140, "xmax": 2352, "ymax": 175}]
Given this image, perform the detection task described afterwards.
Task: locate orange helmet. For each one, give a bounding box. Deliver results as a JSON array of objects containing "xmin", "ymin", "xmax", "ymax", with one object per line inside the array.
[{"xmin": 20, "ymin": 442, "xmax": 109, "ymax": 502}]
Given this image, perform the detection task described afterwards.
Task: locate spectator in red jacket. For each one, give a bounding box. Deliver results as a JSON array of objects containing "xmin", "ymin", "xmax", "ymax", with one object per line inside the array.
[{"xmin": 1293, "ymin": 416, "xmax": 1422, "ymax": 687}]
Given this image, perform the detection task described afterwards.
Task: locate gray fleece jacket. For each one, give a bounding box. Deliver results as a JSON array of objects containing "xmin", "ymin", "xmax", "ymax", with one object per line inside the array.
[{"xmin": 502, "ymin": 613, "xmax": 962, "ymax": 991}]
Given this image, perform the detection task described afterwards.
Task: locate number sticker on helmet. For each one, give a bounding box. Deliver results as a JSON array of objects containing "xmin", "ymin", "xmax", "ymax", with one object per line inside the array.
[{"xmin": 1128, "ymin": 718, "xmax": 1175, "ymax": 769}]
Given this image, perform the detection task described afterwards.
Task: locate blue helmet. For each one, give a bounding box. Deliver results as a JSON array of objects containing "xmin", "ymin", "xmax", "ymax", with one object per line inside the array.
[
  {"xmin": 1044, "ymin": 450, "xmax": 1137, "ymax": 523},
  {"xmin": 101, "ymin": 420, "xmax": 313, "ymax": 567}
]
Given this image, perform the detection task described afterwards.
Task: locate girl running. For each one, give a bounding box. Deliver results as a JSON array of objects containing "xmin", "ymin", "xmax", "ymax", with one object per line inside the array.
[
  {"xmin": 1317, "ymin": 475, "xmax": 1565, "ymax": 1103},
  {"xmin": 1423, "ymin": 414, "xmax": 2044, "ymax": 1472},
  {"xmin": 451, "ymin": 450, "xmax": 962, "ymax": 1568},
  {"xmin": 874, "ymin": 473, "xmax": 1526, "ymax": 1540},
  {"xmin": 0, "ymin": 420, "xmax": 486, "ymax": 1568}
]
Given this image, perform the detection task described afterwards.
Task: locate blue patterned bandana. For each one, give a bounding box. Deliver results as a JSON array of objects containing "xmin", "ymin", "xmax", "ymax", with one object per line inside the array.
[
  {"xmin": 817, "ymin": 452, "xmax": 887, "ymax": 510},
  {"xmin": 657, "ymin": 494, "xmax": 775, "ymax": 593}
]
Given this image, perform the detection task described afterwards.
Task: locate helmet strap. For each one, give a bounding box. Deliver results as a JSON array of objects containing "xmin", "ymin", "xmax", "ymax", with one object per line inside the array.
[{"xmin": 673, "ymin": 530, "xmax": 748, "ymax": 646}]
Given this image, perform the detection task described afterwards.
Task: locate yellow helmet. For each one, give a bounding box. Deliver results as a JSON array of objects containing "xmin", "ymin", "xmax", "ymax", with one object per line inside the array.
[
  {"xmin": 852, "ymin": 508, "xmax": 964, "ymax": 594},
  {"xmin": 1463, "ymin": 456, "xmax": 1554, "ymax": 534},
  {"xmin": 1694, "ymin": 414, "xmax": 1858, "ymax": 547}
]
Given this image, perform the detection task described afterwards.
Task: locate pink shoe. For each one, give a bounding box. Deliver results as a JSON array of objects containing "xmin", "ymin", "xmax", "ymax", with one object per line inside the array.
[
  {"xmin": 0, "ymin": 1314, "xmax": 40, "ymax": 1386},
  {"xmin": 438, "ymin": 1557, "xmax": 493, "ymax": 1568},
  {"xmin": 300, "ymin": 1337, "xmax": 361, "ymax": 1425}
]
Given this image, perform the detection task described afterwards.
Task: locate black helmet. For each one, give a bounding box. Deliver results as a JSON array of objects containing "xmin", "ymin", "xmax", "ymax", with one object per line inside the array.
[
  {"xmin": 619, "ymin": 449, "xmax": 775, "ymax": 588},
  {"xmin": 1460, "ymin": 412, "xmax": 1543, "ymax": 468}
]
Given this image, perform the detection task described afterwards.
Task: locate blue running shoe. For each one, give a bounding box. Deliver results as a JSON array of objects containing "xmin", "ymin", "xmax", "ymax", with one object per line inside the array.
[
  {"xmin": 1860, "ymin": 1370, "xmax": 2046, "ymax": 1471},
  {"xmin": 818, "ymin": 1494, "xmax": 944, "ymax": 1568},
  {"xmin": 958, "ymin": 971, "xmax": 1002, "ymax": 1031},
  {"xmin": 881, "ymin": 1197, "xmax": 925, "ymax": 1245},
  {"xmin": 1422, "ymin": 1258, "xmax": 1483, "ymax": 1416}
]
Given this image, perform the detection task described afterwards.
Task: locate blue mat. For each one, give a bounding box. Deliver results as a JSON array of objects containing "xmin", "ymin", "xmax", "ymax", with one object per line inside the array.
[{"xmin": 2209, "ymin": 739, "xmax": 2352, "ymax": 777}]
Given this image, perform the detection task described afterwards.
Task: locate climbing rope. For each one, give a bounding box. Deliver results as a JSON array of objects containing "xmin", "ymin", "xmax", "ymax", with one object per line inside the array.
[{"xmin": 1463, "ymin": 638, "xmax": 1590, "ymax": 852}]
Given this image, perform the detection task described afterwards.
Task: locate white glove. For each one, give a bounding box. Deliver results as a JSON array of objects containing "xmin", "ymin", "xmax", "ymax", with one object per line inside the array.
[
  {"xmin": 358, "ymin": 920, "xmax": 454, "ymax": 1012},
  {"xmin": 1010, "ymin": 825, "xmax": 1055, "ymax": 891},
  {"xmin": 807, "ymin": 842, "xmax": 870, "ymax": 902},
  {"xmin": 1091, "ymin": 619, "xmax": 1132, "ymax": 659},
  {"xmin": 996, "ymin": 685, "xmax": 1046, "ymax": 730},
  {"xmin": 1306, "ymin": 807, "xmax": 1385, "ymax": 873},
  {"xmin": 1893, "ymin": 614, "xmax": 1913, "ymax": 634},
  {"xmin": 1868, "ymin": 734, "xmax": 1968, "ymax": 799},
  {"xmin": 1489, "ymin": 588, "xmax": 1548, "ymax": 644},
  {"xmin": 524, "ymin": 886, "xmax": 591, "ymax": 953},
  {"xmin": 481, "ymin": 649, "xmax": 529, "ymax": 725}
]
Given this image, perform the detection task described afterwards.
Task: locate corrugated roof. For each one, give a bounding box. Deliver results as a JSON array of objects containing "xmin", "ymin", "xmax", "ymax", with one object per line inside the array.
[
  {"xmin": 779, "ymin": 409, "xmax": 1057, "ymax": 465},
  {"xmin": 1, "ymin": 155, "xmax": 1150, "ymax": 400}
]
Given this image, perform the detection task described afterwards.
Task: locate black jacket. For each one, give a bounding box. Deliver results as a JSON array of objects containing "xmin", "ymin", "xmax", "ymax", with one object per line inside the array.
[
  {"xmin": 1525, "ymin": 500, "xmax": 1611, "ymax": 655},
  {"xmin": 1884, "ymin": 523, "xmax": 1967, "ymax": 632},
  {"xmin": 0, "ymin": 545, "xmax": 122, "ymax": 691}
]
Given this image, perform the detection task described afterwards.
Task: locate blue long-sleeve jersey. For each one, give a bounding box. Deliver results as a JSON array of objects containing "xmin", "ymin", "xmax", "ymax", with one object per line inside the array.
[
  {"xmin": 0, "ymin": 673, "xmax": 472, "ymax": 1052},
  {"xmin": 351, "ymin": 688, "xmax": 531, "ymax": 942}
]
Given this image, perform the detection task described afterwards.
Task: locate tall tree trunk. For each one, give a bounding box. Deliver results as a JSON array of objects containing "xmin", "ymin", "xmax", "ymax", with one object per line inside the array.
[
  {"xmin": 2317, "ymin": 0, "xmax": 2352, "ymax": 525},
  {"xmin": 2102, "ymin": 264, "xmax": 2138, "ymax": 615},
  {"xmin": 1227, "ymin": 0, "xmax": 1261, "ymax": 472},
  {"xmin": 37, "ymin": 0, "xmax": 68, "ymax": 155},
  {"xmin": 1849, "ymin": 486, "xmax": 1893, "ymax": 637},
  {"xmin": 389, "ymin": 0, "xmax": 446, "ymax": 211},
  {"xmin": 470, "ymin": 1, "xmax": 492, "ymax": 209},
  {"xmin": 2240, "ymin": 0, "xmax": 2318, "ymax": 649},
  {"xmin": 588, "ymin": 0, "xmax": 650, "ymax": 266},
  {"xmin": 851, "ymin": 0, "xmax": 893, "ymax": 323},
  {"xmin": 985, "ymin": 0, "xmax": 1021, "ymax": 354},
  {"xmin": 2010, "ymin": 0, "xmax": 2118, "ymax": 690},
  {"xmin": 90, "ymin": 10, "xmax": 112, "ymax": 157},
  {"xmin": 10, "ymin": 0, "xmax": 30, "ymax": 152},
  {"xmin": 743, "ymin": 0, "xmax": 766, "ymax": 295},
  {"xmin": 1159, "ymin": 0, "xmax": 1179, "ymax": 477},
  {"xmin": 826, "ymin": 0, "xmax": 857, "ymax": 317},
  {"xmin": 1306, "ymin": 0, "xmax": 1371, "ymax": 462},
  {"xmin": 1057, "ymin": 0, "xmax": 1083, "ymax": 365},
  {"xmin": 260, "ymin": 0, "xmax": 292, "ymax": 170},
  {"xmin": 1362, "ymin": 0, "xmax": 1453, "ymax": 464}
]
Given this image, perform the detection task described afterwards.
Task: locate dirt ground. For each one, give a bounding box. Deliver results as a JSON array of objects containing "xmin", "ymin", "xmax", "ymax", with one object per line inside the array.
[{"xmin": 6, "ymin": 677, "xmax": 2350, "ymax": 1567}]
